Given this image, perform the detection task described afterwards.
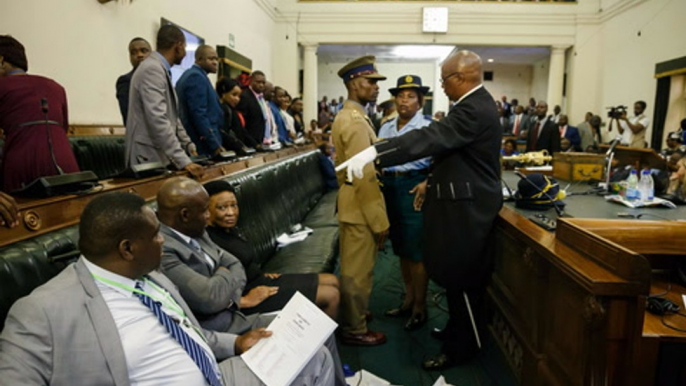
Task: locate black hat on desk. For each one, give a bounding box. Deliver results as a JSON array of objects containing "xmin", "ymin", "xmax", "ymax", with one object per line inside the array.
[{"xmin": 514, "ymin": 173, "xmax": 566, "ymax": 210}]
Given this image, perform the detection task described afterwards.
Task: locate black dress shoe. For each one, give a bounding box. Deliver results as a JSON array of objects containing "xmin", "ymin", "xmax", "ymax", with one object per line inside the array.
[
  {"xmin": 340, "ymin": 330, "xmax": 387, "ymax": 346},
  {"xmin": 404, "ymin": 313, "xmax": 427, "ymax": 331},
  {"xmin": 385, "ymin": 307, "xmax": 411, "ymax": 317},
  {"xmin": 422, "ymin": 353, "xmax": 456, "ymax": 370}
]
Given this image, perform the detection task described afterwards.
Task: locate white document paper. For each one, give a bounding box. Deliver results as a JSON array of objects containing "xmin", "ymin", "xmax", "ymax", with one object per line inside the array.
[{"xmin": 242, "ymin": 291, "xmax": 337, "ymax": 386}]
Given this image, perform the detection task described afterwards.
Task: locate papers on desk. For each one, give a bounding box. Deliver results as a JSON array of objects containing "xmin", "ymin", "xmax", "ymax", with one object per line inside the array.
[
  {"xmin": 604, "ymin": 195, "xmax": 677, "ymax": 209},
  {"xmin": 276, "ymin": 227, "xmax": 313, "ymax": 248},
  {"xmin": 242, "ymin": 291, "xmax": 337, "ymax": 386}
]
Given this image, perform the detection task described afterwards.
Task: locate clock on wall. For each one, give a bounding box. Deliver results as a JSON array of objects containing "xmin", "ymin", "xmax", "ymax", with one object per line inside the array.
[{"xmin": 422, "ymin": 7, "xmax": 448, "ymax": 34}]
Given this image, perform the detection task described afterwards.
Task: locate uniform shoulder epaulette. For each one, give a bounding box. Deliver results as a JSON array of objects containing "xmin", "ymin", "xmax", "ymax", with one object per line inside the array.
[{"xmin": 349, "ymin": 110, "xmax": 365, "ymax": 120}]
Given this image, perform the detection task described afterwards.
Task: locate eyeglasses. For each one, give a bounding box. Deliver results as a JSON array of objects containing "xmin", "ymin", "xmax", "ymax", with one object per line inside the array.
[{"xmin": 440, "ymin": 72, "xmax": 461, "ymax": 84}]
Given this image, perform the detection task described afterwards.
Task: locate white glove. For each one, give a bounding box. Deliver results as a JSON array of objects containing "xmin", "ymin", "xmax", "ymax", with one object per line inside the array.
[{"xmin": 335, "ymin": 145, "xmax": 378, "ymax": 181}]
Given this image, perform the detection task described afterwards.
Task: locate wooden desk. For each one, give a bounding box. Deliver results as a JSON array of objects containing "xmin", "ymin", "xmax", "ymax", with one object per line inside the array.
[
  {"xmin": 490, "ymin": 172, "xmax": 686, "ymax": 386},
  {"xmin": 1, "ymin": 145, "xmax": 311, "ymax": 248}
]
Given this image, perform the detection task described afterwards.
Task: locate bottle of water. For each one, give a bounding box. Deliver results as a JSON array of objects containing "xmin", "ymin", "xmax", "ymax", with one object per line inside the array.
[
  {"xmin": 626, "ymin": 169, "xmax": 639, "ymax": 200},
  {"xmin": 639, "ymin": 169, "xmax": 654, "ymax": 201}
]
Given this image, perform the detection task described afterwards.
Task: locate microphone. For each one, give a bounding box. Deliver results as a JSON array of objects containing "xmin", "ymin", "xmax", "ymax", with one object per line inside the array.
[
  {"xmin": 605, "ymin": 136, "xmax": 622, "ymax": 157},
  {"xmin": 40, "ymin": 97, "xmax": 64, "ymax": 175},
  {"xmin": 514, "ymin": 171, "xmax": 564, "ymax": 217}
]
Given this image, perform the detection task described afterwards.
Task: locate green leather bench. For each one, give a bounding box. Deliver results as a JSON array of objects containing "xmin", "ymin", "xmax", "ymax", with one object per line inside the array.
[{"xmin": 0, "ymin": 150, "xmax": 338, "ymax": 330}]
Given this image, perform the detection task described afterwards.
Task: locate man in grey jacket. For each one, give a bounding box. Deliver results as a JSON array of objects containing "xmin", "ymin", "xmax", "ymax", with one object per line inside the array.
[
  {"xmin": 0, "ymin": 192, "xmax": 334, "ymax": 385},
  {"xmin": 125, "ymin": 24, "xmax": 203, "ymax": 179},
  {"xmin": 157, "ymin": 177, "xmax": 346, "ymax": 385}
]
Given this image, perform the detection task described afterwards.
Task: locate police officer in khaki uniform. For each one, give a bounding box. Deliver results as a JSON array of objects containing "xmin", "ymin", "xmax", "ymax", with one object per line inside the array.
[{"xmin": 333, "ymin": 56, "xmax": 390, "ymax": 346}]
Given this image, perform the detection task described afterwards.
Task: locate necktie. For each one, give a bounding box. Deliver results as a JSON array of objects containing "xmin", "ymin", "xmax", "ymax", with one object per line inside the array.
[
  {"xmin": 514, "ymin": 116, "xmax": 520, "ymax": 135},
  {"xmin": 189, "ymin": 239, "xmax": 215, "ymax": 270},
  {"xmin": 529, "ymin": 121, "xmax": 541, "ymax": 150},
  {"xmin": 189, "ymin": 238, "xmax": 202, "ymax": 252},
  {"xmin": 134, "ymin": 281, "xmax": 223, "ymax": 386}
]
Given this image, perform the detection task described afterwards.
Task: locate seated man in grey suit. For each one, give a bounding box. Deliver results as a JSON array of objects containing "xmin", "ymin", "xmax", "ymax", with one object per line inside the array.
[
  {"xmin": 0, "ymin": 192, "xmax": 335, "ymax": 386},
  {"xmin": 126, "ymin": 24, "xmax": 204, "ymax": 179},
  {"xmin": 156, "ymin": 177, "xmax": 346, "ymax": 385}
]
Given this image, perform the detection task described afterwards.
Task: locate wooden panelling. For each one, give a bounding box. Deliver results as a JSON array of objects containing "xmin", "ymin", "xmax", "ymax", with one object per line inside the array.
[
  {"xmin": 1, "ymin": 145, "xmax": 315, "ymax": 248},
  {"xmin": 67, "ymin": 125, "xmax": 125, "ymax": 136},
  {"xmin": 490, "ymin": 205, "xmax": 683, "ymax": 386}
]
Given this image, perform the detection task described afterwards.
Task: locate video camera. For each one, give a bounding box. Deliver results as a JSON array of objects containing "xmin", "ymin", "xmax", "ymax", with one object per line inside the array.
[{"xmin": 607, "ymin": 105, "xmax": 628, "ymax": 119}]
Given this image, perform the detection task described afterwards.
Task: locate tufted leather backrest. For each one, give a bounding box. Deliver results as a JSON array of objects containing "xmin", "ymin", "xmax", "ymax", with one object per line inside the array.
[
  {"xmin": 222, "ymin": 151, "xmax": 326, "ymax": 266},
  {"xmin": 69, "ymin": 136, "xmax": 127, "ymax": 180},
  {"xmin": 0, "ymin": 226, "xmax": 79, "ymax": 330}
]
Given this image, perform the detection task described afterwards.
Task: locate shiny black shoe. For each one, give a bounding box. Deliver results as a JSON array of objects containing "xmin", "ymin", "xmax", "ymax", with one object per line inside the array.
[
  {"xmin": 385, "ymin": 306, "xmax": 411, "ymax": 317},
  {"xmin": 422, "ymin": 353, "xmax": 456, "ymax": 371},
  {"xmin": 404, "ymin": 313, "xmax": 427, "ymax": 331}
]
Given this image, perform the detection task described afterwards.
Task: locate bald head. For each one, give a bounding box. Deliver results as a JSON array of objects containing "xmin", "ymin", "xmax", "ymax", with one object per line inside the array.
[
  {"xmin": 157, "ymin": 177, "xmax": 209, "ymax": 238},
  {"xmin": 440, "ymin": 50, "xmax": 483, "ymax": 101},
  {"xmin": 195, "ymin": 44, "xmax": 218, "ymax": 74}
]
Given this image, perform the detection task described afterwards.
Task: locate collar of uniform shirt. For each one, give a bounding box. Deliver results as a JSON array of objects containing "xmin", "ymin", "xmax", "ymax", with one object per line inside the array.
[{"xmin": 455, "ymin": 84, "xmax": 484, "ymax": 105}]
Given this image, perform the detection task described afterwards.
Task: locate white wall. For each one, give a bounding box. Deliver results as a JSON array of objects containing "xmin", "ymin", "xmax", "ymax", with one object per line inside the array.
[
  {"xmin": 596, "ymin": 0, "xmax": 686, "ymax": 146},
  {"xmin": 481, "ymin": 64, "xmax": 533, "ymax": 105},
  {"xmin": 0, "ymin": 0, "xmax": 275, "ymax": 125}
]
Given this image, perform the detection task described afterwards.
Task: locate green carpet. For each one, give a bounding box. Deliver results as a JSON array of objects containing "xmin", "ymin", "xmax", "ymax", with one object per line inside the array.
[{"xmin": 336, "ymin": 246, "xmax": 518, "ymax": 386}]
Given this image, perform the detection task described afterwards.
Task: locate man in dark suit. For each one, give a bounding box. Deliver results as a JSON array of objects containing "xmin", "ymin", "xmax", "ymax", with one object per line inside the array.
[
  {"xmin": 115, "ymin": 37, "xmax": 151, "ymax": 125},
  {"xmin": 156, "ymin": 177, "xmax": 347, "ymax": 386},
  {"xmin": 176, "ymin": 45, "xmax": 225, "ymax": 157},
  {"xmin": 525, "ymin": 100, "xmax": 561, "ymax": 154},
  {"xmin": 236, "ymin": 70, "xmax": 268, "ymax": 146},
  {"xmin": 557, "ymin": 114, "xmax": 581, "ymax": 151},
  {"xmin": 337, "ymin": 50, "xmax": 503, "ymax": 370}
]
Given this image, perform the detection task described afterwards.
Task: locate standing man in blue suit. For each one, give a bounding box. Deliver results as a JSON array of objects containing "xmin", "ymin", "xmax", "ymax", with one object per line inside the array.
[{"xmin": 176, "ymin": 45, "xmax": 225, "ymax": 157}]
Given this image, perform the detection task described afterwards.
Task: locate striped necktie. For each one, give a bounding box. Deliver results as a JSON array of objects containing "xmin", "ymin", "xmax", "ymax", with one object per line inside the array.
[{"xmin": 134, "ymin": 281, "xmax": 223, "ymax": 386}]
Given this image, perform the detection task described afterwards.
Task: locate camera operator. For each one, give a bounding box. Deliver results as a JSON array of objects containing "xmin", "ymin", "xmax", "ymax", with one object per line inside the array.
[{"xmin": 609, "ymin": 101, "xmax": 650, "ymax": 148}]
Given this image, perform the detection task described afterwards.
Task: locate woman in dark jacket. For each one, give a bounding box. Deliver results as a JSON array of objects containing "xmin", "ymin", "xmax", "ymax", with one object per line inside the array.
[
  {"xmin": 203, "ymin": 180, "xmax": 340, "ymax": 318},
  {"xmin": 215, "ymin": 78, "xmax": 258, "ymax": 154}
]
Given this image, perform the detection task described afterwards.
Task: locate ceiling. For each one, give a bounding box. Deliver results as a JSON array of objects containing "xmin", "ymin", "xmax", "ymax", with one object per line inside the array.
[{"xmin": 317, "ymin": 44, "xmax": 551, "ymax": 65}]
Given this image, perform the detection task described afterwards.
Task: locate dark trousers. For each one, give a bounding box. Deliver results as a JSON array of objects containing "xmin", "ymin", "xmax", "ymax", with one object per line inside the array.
[{"xmin": 442, "ymin": 285, "xmax": 486, "ymax": 359}]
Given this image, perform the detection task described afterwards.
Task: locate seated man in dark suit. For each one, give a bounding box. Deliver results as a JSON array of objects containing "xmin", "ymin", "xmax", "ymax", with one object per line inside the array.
[
  {"xmin": 115, "ymin": 37, "xmax": 151, "ymax": 125},
  {"xmin": 0, "ymin": 192, "xmax": 335, "ymax": 386},
  {"xmin": 156, "ymin": 177, "xmax": 346, "ymax": 385},
  {"xmin": 557, "ymin": 114, "xmax": 581, "ymax": 151},
  {"xmin": 525, "ymin": 100, "xmax": 560, "ymax": 154},
  {"xmin": 318, "ymin": 143, "xmax": 338, "ymax": 191}
]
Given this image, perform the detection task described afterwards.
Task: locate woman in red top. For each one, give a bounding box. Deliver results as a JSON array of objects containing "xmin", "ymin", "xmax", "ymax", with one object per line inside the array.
[{"xmin": 0, "ymin": 35, "xmax": 79, "ymax": 192}]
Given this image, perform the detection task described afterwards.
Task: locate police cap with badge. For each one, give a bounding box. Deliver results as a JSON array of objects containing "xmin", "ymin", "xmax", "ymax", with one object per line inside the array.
[
  {"xmin": 514, "ymin": 173, "xmax": 566, "ymax": 210},
  {"xmin": 388, "ymin": 75, "xmax": 430, "ymax": 96},
  {"xmin": 338, "ymin": 55, "xmax": 387, "ymax": 82}
]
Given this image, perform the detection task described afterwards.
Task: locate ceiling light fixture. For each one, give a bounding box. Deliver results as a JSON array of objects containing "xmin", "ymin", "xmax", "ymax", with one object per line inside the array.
[
  {"xmin": 487, "ymin": 58, "xmax": 494, "ymax": 63},
  {"xmin": 391, "ymin": 45, "xmax": 455, "ymax": 61}
]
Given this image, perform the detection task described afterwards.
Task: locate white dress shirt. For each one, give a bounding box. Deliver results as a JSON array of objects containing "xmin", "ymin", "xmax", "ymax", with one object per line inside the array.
[{"xmin": 84, "ymin": 258, "xmax": 217, "ymax": 386}]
